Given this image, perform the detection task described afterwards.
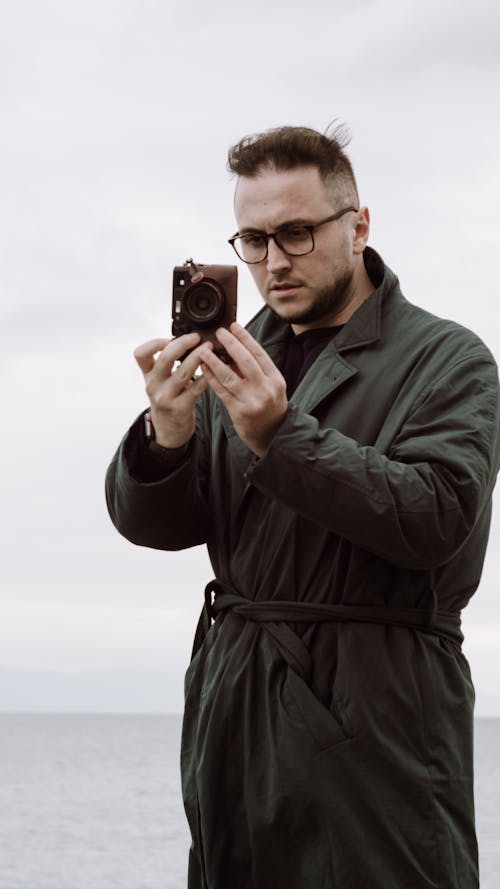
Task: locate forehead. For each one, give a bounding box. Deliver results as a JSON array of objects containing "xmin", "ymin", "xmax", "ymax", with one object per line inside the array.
[{"xmin": 234, "ymin": 165, "xmax": 334, "ymax": 230}]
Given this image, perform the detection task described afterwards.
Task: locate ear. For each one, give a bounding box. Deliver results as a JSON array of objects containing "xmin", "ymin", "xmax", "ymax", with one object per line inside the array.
[{"xmin": 352, "ymin": 207, "xmax": 370, "ymax": 254}]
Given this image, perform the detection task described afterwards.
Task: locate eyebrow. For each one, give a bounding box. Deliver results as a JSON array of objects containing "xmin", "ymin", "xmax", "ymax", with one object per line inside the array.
[{"xmin": 237, "ymin": 217, "xmax": 314, "ymax": 236}]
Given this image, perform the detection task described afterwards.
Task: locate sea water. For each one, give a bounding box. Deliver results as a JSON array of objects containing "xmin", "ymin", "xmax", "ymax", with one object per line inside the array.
[{"xmin": 0, "ymin": 714, "xmax": 498, "ymax": 889}]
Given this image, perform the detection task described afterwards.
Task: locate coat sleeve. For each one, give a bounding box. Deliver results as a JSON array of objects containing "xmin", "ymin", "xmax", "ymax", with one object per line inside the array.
[
  {"xmin": 105, "ymin": 403, "xmax": 210, "ymax": 551},
  {"xmin": 246, "ymin": 349, "xmax": 500, "ymax": 570}
]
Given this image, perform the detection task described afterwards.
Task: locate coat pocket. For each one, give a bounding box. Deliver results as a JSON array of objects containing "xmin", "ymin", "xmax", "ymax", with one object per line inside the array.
[{"xmin": 284, "ymin": 665, "xmax": 353, "ymax": 752}]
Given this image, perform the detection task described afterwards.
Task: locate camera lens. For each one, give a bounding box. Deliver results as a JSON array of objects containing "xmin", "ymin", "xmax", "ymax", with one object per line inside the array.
[{"xmin": 184, "ymin": 280, "xmax": 224, "ymax": 325}]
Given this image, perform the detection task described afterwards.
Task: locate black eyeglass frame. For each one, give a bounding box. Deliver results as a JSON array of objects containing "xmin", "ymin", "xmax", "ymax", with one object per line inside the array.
[{"xmin": 228, "ymin": 206, "xmax": 359, "ymax": 264}]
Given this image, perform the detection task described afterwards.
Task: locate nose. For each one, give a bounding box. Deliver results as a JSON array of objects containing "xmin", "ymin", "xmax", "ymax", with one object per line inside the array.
[{"xmin": 266, "ymin": 237, "xmax": 292, "ymax": 274}]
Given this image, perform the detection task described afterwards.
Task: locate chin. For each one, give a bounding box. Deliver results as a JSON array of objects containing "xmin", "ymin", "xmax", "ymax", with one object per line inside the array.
[{"xmin": 267, "ymin": 298, "xmax": 313, "ymax": 323}]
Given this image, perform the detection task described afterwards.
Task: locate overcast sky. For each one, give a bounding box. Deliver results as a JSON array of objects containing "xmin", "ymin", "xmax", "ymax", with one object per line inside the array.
[{"xmin": 1, "ymin": 0, "xmax": 499, "ymax": 714}]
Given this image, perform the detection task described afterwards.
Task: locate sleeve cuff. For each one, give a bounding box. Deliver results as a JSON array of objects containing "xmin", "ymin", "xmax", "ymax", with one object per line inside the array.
[{"xmin": 125, "ymin": 411, "xmax": 193, "ymax": 483}]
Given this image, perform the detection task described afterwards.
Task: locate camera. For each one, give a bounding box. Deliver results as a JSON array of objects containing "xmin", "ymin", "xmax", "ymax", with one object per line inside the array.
[{"xmin": 172, "ymin": 259, "xmax": 238, "ymax": 362}]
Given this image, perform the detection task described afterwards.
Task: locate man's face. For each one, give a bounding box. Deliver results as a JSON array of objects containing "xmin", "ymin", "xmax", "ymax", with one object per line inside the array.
[{"xmin": 234, "ymin": 165, "xmax": 367, "ymax": 331}]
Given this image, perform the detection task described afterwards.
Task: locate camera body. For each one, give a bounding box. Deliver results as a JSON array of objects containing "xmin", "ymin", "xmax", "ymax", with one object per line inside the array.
[{"xmin": 172, "ymin": 260, "xmax": 238, "ymax": 362}]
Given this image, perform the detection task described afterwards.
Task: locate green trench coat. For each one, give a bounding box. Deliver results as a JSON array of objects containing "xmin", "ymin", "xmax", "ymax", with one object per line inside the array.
[{"xmin": 106, "ymin": 248, "xmax": 500, "ymax": 889}]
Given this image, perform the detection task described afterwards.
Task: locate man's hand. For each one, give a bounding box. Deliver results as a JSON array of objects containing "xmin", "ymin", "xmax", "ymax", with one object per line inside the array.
[
  {"xmin": 200, "ymin": 323, "xmax": 288, "ymax": 457},
  {"xmin": 134, "ymin": 333, "xmax": 213, "ymax": 448}
]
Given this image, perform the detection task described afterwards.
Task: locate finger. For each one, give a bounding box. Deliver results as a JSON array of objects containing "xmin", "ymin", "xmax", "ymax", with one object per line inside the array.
[
  {"xmin": 200, "ymin": 345, "xmax": 243, "ymax": 396},
  {"xmin": 153, "ymin": 332, "xmax": 204, "ymax": 376},
  {"xmin": 134, "ymin": 338, "xmax": 171, "ymax": 375},
  {"xmin": 226, "ymin": 323, "xmax": 279, "ymax": 377},
  {"xmin": 181, "ymin": 372, "xmax": 210, "ymax": 400},
  {"xmin": 168, "ymin": 342, "xmax": 213, "ymax": 392},
  {"xmin": 134, "ymin": 333, "xmax": 202, "ymax": 375},
  {"xmin": 201, "ymin": 362, "xmax": 237, "ymax": 407},
  {"xmin": 212, "ymin": 327, "xmax": 262, "ymax": 381}
]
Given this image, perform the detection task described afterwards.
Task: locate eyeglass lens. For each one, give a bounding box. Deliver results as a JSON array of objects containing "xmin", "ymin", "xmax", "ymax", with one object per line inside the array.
[{"xmin": 233, "ymin": 227, "xmax": 314, "ymax": 263}]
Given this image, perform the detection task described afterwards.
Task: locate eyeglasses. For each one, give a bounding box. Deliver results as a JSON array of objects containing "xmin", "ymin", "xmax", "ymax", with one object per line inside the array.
[{"xmin": 228, "ymin": 206, "xmax": 359, "ymax": 264}]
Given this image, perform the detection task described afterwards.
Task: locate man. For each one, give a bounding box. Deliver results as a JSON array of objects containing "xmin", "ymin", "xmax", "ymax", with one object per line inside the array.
[{"xmin": 106, "ymin": 126, "xmax": 499, "ymax": 888}]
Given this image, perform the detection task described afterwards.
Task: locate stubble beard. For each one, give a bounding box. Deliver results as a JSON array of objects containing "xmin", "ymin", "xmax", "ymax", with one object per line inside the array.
[{"xmin": 268, "ymin": 268, "xmax": 355, "ymax": 326}]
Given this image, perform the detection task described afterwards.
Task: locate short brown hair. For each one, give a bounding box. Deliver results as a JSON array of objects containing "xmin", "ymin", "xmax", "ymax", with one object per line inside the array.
[{"xmin": 227, "ymin": 123, "xmax": 359, "ymax": 204}]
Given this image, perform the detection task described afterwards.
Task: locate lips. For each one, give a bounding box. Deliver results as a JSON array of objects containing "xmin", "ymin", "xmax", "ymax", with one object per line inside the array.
[{"xmin": 269, "ymin": 282, "xmax": 303, "ymax": 297}]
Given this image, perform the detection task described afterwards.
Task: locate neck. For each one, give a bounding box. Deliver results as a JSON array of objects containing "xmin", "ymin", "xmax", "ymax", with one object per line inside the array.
[{"xmin": 335, "ymin": 262, "xmax": 375, "ymax": 324}]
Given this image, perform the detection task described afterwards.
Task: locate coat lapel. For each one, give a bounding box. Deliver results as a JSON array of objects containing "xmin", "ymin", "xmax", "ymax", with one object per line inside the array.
[
  {"xmin": 290, "ymin": 287, "xmax": 383, "ymax": 414},
  {"xmin": 290, "ymin": 348, "xmax": 359, "ymax": 414}
]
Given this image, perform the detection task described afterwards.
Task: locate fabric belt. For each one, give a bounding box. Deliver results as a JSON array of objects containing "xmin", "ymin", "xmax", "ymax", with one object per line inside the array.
[{"xmin": 191, "ymin": 579, "xmax": 463, "ymax": 676}]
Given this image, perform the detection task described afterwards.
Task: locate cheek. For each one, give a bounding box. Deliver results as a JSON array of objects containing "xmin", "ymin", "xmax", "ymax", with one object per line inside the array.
[
  {"xmin": 317, "ymin": 241, "xmax": 350, "ymax": 278},
  {"xmin": 249, "ymin": 265, "xmax": 266, "ymax": 293},
  {"xmin": 301, "ymin": 253, "xmax": 332, "ymax": 287}
]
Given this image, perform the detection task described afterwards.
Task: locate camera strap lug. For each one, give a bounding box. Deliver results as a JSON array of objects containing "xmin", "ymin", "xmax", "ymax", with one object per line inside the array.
[{"xmin": 185, "ymin": 257, "xmax": 205, "ymax": 284}]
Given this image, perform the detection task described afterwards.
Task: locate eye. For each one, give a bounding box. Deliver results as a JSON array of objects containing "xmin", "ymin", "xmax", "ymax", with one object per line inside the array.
[
  {"xmin": 242, "ymin": 234, "xmax": 266, "ymax": 246},
  {"xmin": 281, "ymin": 226, "xmax": 309, "ymax": 242}
]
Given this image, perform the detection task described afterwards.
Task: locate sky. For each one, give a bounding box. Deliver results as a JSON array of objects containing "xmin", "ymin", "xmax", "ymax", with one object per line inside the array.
[{"xmin": 1, "ymin": 0, "xmax": 499, "ymax": 714}]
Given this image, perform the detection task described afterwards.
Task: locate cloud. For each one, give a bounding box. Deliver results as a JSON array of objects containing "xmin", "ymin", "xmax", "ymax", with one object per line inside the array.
[{"xmin": 3, "ymin": 0, "xmax": 499, "ymax": 713}]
